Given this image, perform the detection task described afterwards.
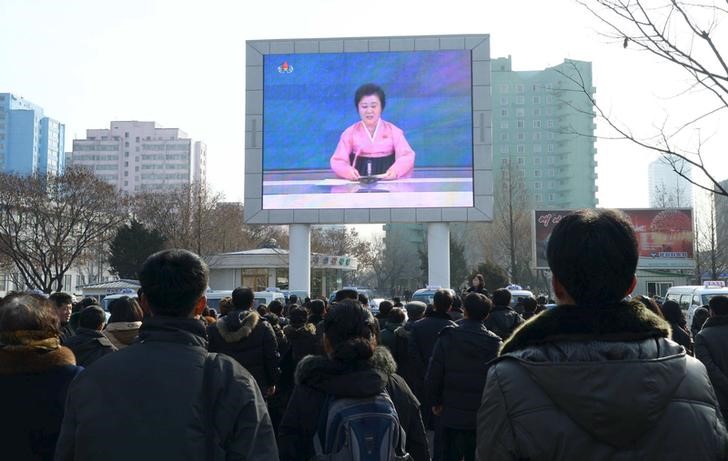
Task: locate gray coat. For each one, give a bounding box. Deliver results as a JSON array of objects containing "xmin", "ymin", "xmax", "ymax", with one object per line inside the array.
[
  {"xmin": 477, "ymin": 301, "xmax": 728, "ymax": 461},
  {"xmin": 696, "ymin": 315, "xmax": 728, "ymax": 421}
]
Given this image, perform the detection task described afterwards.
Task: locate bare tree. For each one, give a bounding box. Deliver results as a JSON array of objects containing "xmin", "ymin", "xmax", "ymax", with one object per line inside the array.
[
  {"xmin": 0, "ymin": 167, "xmax": 129, "ymax": 293},
  {"xmin": 573, "ymin": 0, "xmax": 728, "ymax": 196},
  {"xmin": 370, "ymin": 230, "xmax": 422, "ymax": 296},
  {"xmin": 311, "ymin": 226, "xmax": 373, "ymax": 283}
]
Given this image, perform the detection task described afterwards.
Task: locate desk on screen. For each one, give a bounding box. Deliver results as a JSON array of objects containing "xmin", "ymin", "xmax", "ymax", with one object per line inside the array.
[{"xmin": 262, "ymin": 167, "xmax": 473, "ymax": 210}]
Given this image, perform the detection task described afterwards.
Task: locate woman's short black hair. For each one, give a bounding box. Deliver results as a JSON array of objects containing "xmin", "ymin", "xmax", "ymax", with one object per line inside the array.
[
  {"xmin": 354, "ymin": 83, "xmax": 386, "ymax": 110},
  {"xmin": 323, "ymin": 299, "xmax": 377, "ymax": 362},
  {"xmin": 108, "ymin": 296, "xmax": 143, "ymax": 323}
]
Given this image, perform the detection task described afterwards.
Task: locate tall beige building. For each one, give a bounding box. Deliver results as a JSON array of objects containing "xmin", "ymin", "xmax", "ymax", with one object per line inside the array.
[{"xmin": 69, "ymin": 121, "xmax": 207, "ymax": 193}]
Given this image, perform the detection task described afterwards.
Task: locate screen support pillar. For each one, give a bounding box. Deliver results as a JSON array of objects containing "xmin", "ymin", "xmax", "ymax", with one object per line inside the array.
[
  {"xmin": 427, "ymin": 222, "xmax": 450, "ymax": 289},
  {"xmin": 289, "ymin": 224, "xmax": 311, "ymax": 294}
]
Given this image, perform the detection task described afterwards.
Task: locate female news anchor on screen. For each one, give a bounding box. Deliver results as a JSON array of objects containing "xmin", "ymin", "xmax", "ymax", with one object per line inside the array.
[{"xmin": 330, "ymin": 83, "xmax": 415, "ymax": 181}]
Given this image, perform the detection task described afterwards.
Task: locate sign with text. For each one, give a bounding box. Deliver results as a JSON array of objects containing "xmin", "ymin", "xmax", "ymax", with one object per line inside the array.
[{"xmin": 532, "ymin": 209, "xmax": 694, "ymax": 270}]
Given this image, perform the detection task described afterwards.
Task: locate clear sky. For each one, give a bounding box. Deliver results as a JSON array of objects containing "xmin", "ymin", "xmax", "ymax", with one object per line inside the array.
[{"xmin": 1, "ymin": 0, "xmax": 725, "ymax": 233}]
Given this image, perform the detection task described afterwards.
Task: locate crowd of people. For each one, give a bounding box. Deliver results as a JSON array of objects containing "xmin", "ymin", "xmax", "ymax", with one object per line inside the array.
[{"xmin": 2, "ymin": 208, "xmax": 728, "ymax": 460}]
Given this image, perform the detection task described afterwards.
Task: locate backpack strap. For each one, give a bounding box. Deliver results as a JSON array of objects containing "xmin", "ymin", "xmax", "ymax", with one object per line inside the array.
[{"xmin": 312, "ymin": 393, "xmax": 335, "ymax": 458}]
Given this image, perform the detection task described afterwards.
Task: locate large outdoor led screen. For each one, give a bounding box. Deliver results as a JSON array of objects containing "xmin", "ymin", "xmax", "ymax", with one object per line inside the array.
[
  {"xmin": 244, "ymin": 35, "xmax": 493, "ymax": 224},
  {"xmin": 262, "ymin": 50, "xmax": 473, "ymax": 209}
]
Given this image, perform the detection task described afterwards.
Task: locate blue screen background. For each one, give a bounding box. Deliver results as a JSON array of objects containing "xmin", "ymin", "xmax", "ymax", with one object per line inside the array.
[{"xmin": 262, "ymin": 50, "xmax": 473, "ymax": 171}]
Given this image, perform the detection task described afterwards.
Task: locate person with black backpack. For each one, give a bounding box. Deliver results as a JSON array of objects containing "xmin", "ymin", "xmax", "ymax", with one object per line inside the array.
[{"xmin": 278, "ymin": 299, "xmax": 429, "ymax": 460}]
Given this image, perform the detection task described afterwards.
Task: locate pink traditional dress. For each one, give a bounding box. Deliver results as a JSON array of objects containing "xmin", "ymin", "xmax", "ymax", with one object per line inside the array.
[{"xmin": 330, "ymin": 119, "xmax": 415, "ymax": 178}]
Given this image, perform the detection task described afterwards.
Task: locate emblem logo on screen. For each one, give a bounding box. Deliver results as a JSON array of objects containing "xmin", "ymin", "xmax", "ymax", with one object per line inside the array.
[{"xmin": 277, "ymin": 61, "xmax": 293, "ymax": 74}]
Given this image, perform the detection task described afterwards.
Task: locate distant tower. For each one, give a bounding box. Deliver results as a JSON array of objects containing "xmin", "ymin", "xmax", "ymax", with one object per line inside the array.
[
  {"xmin": 491, "ymin": 56, "xmax": 598, "ymax": 209},
  {"xmin": 0, "ymin": 93, "xmax": 65, "ymax": 175},
  {"xmin": 648, "ymin": 158, "xmax": 693, "ymax": 208}
]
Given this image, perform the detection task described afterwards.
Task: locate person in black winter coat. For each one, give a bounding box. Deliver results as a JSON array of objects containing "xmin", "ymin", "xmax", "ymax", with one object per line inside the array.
[
  {"xmin": 207, "ymin": 286, "xmax": 280, "ymax": 396},
  {"xmin": 662, "ymin": 299, "xmax": 694, "ymax": 355},
  {"xmin": 393, "ymin": 301, "xmax": 427, "ymax": 396},
  {"xmin": 278, "ymin": 299, "xmax": 429, "ymax": 461},
  {"xmin": 426, "ymin": 292, "xmax": 501, "ymax": 461},
  {"xmin": 466, "ymin": 274, "xmax": 490, "ymax": 298},
  {"xmin": 0, "ymin": 292, "xmax": 83, "ymax": 461},
  {"xmin": 64, "ymin": 305, "xmax": 117, "ymax": 367},
  {"xmin": 484, "ymin": 288, "xmax": 524, "ymax": 340},
  {"xmin": 56, "ymin": 249, "xmax": 278, "ymax": 461},
  {"xmin": 695, "ymin": 295, "xmax": 728, "ymax": 422},
  {"xmin": 477, "ymin": 209, "xmax": 727, "ymax": 461}
]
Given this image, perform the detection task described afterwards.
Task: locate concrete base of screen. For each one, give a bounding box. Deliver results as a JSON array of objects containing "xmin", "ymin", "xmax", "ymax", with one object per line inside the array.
[
  {"xmin": 427, "ymin": 222, "xmax": 451, "ymax": 289},
  {"xmin": 289, "ymin": 224, "xmax": 311, "ymax": 295}
]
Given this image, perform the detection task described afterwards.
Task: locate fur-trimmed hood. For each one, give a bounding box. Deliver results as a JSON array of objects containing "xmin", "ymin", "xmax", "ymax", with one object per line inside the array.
[
  {"xmin": 497, "ymin": 301, "xmax": 688, "ymax": 448},
  {"xmin": 501, "ymin": 300, "xmax": 671, "ymax": 355},
  {"xmin": 215, "ymin": 310, "xmax": 260, "ymax": 343},
  {"xmin": 295, "ymin": 346, "xmax": 397, "ymax": 398},
  {"xmin": 0, "ymin": 346, "xmax": 77, "ymax": 375},
  {"xmin": 283, "ymin": 322, "xmax": 316, "ymax": 339}
]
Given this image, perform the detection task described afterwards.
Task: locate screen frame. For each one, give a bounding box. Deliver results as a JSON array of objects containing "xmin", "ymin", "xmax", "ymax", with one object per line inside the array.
[{"xmin": 244, "ymin": 34, "xmax": 493, "ymax": 224}]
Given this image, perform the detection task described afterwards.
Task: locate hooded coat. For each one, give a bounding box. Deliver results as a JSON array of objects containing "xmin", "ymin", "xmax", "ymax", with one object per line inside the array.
[
  {"xmin": 483, "ymin": 304, "xmax": 524, "ymax": 341},
  {"xmin": 207, "ymin": 309, "xmax": 280, "ymax": 390},
  {"xmin": 0, "ymin": 344, "xmax": 82, "ymax": 461},
  {"xmin": 695, "ymin": 315, "xmax": 728, "ymax": 421},
  {"xmin": 425, "ymin": 319, "xmax": 501, "ymax": 430},
  {"xmin": 55, "ymin": 316, "xmax": 278, "ymax": 461},
  {"xmin": 103, "ymin": 321, "xmax": 141, "ymax": 349},
  {"xmin": 278, "ymin": 347, "xmax": 429, "ymax": 461},
  {"xmin": 63, "ymin": 327, "xmax": 117, "ymax": 367},
  {"xmin": 476, "ymin": 301, "xmax": 728, "ymax": 461}
]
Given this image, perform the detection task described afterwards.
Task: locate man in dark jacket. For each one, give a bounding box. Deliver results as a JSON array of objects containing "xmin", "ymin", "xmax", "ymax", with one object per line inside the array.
[
  {"xmin": 64, "ymin": 305, "xmax": 116, "ymax": 367},
  {"xmin": 477, "ymin": 209, "xmax": 728, "ymax": 460},
  {"xmin": 409, "ymin": 289, "xmax": 457, "ymax": 459},
  {"xmin": 484, "ymin": 288, "xmax": 524, "ymax": 340},
  {"xmin": 207, "ymin": 286, "xmax": 280, "ymax": 397},
  {"xmin": 49, "ymin": 292, "xmax": 74, "ymax": 344},
  {"xmin": 696, "ymin": 295, "xmax": 728, "ymax": 421},
  {"xmin": 56, "ymin": 249, "xmax": 278, "ymax": 461},
  {"xmin": 394, "ymin": 301, "xmax": 426, "ymax": 395},
  {"xmin": 426, "ymin": 292, "xmax": 501, "ymax": 461}
]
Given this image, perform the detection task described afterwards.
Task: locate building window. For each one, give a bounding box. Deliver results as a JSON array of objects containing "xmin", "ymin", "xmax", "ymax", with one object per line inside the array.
[
  {"xmin": 500, "ymin": 133, "xmax": 508, "ymax": 141},
  {"xmin": 515, "ymin": 108, "xmax": 525, "ymax": 117},
  {"xmin": 533, "ymin": 108, "xmax": 541, "ymax": 116},
  {"xmin": 516, "ymin": 144, "xmax": 525, "ymax": 153},
  {"xmin": 533, "ymin": 144, "xmax": 542, "ymax": 153},
  {"xmin": 515, "ymin": 95, "xmax": 525, "ymax": 105},
  {"xmin": 533, "ymin": 120, "xmax": 542, "ymax": 128},
  {"xmin": 498, "ymin": 84, "xmax": 509, "ymax": 93},
  {"xmin": 517, "ymin": 133, "xmax": 524, "ymax": 141},
  {"xmin": 500, "ymin": 96, "xmax": 508, "ymax": 105},
  {"xmin": 532, "ymin": 132, "xmax": 542, "ymax": 141},
  {"xmin": 535, "ymin": 193, "xmax": 543, "ymax": 202},
  {"xmin": 517, "ymin": 157, "xmax": 525, "ymax": 165},
  {"xmin": 547, "ymin": 144, "xmax": 555, "ymax": 153},
  {"xmin": 135, "ymin": 136, "xmax": 140, "ymax": 142},
  {"xmin": 547, "ymin": 120, "xmax": 554, "ymax": 129},
  {"xmin": 548, "ymin": 193, "xmax": 555, "ymax": 201},
  {"xmin": 534, "ymin": 169, "xmax": 542, "ymax": 177},
  {"xmin": 500, "ymin": 121, "xmax": 509, "ymax": 129},
  {"xmin": 516, "ymin": 120, "xmax": 524, "ymax": 129},
  {"xmin": 647, "ymin": 282, "xmax": 673, "ymax": 297},
  {"xmin": 500, "ymin": 144, "xmax": 509, "ymax": 154},
  {"xmin": 500, "ymin": 108, "xmax": 508, "ymax": 117},
  {"xmin": 124, "ymin": 161, "xmax": 129, "ymax": 167},
  {"xmin": 515, "ymin": 84, "xmax": 524, "ymax": 93},
  {"xmin": 534, "ymin": 157, "xmax": 542, "ymax": 166},
  {"xmin": 533, "ymin": 96, "xmax": 541, "ymax": 104},
  {"xmin": 535, "ymin": 181, "xmax": 542, "ymax": 189}
]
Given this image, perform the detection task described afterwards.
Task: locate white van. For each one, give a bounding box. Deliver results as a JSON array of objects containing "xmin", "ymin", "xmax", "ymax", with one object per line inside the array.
[
  {"xmin": 254, "ymin": 290, "xmax": 286, "ymax": 308},
  {"xmin": 665, "ymin": 282, "xmax": 728, "ymax": 326}
]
